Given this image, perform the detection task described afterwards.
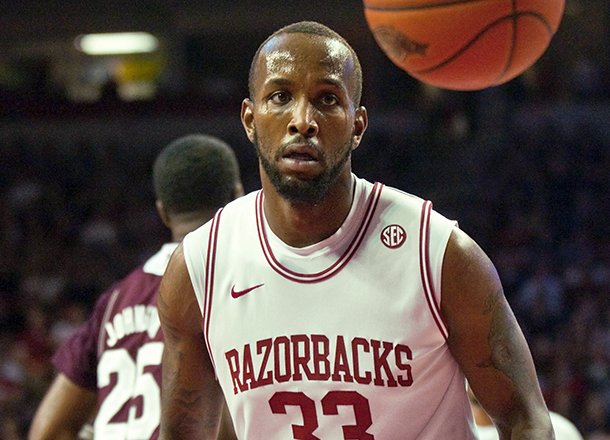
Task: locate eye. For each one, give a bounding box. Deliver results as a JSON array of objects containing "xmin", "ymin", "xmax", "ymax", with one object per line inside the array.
[
  {"xmin": 269, "ymin": 91, "xmax": 290, "ymax": 105},
  {"xmin": 320, "ymin": 93, "xmax": 339, "ymax": 107}
]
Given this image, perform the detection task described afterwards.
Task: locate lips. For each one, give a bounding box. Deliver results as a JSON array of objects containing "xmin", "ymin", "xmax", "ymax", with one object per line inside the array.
[{"xmin": 282, "ymin": 143, "xmax": 320, "ymax": 162}]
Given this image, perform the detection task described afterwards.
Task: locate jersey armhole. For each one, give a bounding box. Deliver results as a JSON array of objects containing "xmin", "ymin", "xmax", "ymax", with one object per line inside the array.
[
  {"xmin": 183, "ymin": 208, "xmax": 225, "ymax": 378},
  {"xmin": 419, "ymin": 200, "xmax": 457, "ymax": 340}
]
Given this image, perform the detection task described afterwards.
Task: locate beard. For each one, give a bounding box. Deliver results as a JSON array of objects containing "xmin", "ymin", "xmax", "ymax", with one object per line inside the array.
[{"xmin": 255, "ymin": 135, "xmax": 354, "ymax": 204}]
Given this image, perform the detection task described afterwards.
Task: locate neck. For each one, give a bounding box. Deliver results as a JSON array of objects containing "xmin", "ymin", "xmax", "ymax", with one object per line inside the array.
[
  {"xmin": 169, "ymin": 211, "xmax": 215, "ymax": 242},
  {"xmin": 262, "ymin": 171, "xmax": 355, "ymax": 248}
]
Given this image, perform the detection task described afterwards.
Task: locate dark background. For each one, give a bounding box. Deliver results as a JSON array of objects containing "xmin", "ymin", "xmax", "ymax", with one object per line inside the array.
[{"xmin": 0, "ymin": 1, "xmax": 609, "ymax": 438}]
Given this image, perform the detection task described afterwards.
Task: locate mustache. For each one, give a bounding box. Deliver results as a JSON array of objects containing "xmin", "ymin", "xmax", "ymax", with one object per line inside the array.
[{"xmin": 278, "ymin": 137, "xmax": 322, "ymax": 156}]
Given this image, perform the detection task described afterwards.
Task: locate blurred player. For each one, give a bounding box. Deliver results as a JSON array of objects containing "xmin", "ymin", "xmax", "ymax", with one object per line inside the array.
[
  {"xmin": 28, "ymin": 134, "xmax": 243, "ymax": 440},
  {"xmin": 158, "ymin": 21, "xmax": 553, "ymax": 439}
]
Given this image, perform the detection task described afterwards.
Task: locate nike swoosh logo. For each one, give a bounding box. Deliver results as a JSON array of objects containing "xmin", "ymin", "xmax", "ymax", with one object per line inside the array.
[{"xmin": 231, "ymin": 283, "xmax": 264, "ymax": 299}]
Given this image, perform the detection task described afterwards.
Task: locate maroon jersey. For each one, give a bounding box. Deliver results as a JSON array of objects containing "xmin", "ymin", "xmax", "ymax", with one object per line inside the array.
[{"xmin": 52, "ymin": 243, "xmax": 177, "ymax": 440}]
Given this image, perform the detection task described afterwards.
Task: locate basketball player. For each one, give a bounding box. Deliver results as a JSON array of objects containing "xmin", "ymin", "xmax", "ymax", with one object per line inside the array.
[
  {"xmin": 158, "ymin": 22, "xmax": 554, "ymax": 439},
  {"xmin": 28, "ymin": 134, "xmax": 244, "ymax": 440}
]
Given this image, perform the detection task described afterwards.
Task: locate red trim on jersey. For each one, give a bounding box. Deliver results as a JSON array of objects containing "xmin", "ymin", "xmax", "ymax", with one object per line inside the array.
[
  {"xmin": 419, "ymin": 201, "xmax": 449, "ymax": 340},
  {"xmin": 255, "ymin": 182, "xmax": 384, "ymax": 283},
  {"xmin": 203, "ymin": 208, "xmax": 223, "ymax": 371}
]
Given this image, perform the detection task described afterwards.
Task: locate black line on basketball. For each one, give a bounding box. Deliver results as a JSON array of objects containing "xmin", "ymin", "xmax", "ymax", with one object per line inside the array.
[
  {"xmin": 496, "ymin": 0, "xmax": 519, "ymax": 83},
  {"xmin": 413, "ymin": 11, "xmax": 554, "ymax": 75},
  {"xmin": 363, "ymin": 0, "xmax": 490, "ymax": 12}
]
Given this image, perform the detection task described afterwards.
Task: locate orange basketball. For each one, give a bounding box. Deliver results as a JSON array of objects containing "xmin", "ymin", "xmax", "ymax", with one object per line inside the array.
[{"xmin": 363, "ymin": 0, "xmax": 565, "ymax": 91}]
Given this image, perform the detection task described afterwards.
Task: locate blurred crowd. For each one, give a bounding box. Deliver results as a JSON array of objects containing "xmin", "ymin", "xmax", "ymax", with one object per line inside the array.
[{"xmin": 1, "ymin": 66, "xmax": 609, "ymax": 440}]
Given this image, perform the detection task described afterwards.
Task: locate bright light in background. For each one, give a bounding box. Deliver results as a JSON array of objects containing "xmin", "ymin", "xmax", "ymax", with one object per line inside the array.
[{"xmin": 75, "ymin": 32, "xmax": 159, "ymax": 55}]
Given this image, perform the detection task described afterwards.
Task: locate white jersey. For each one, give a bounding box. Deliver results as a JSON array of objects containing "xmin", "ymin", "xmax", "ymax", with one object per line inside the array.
[
  {"xmin": 183, "ymin": 176, "xmax": 476, "ymax": 439},
  {"xmin": 476, "ymin": 412, "xmax": 583, "ymax": 440}
]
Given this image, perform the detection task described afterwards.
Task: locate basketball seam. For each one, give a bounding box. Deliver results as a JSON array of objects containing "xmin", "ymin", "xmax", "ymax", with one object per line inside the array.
[
  {"xmin": 412, "ymin": 11, "xmax": 554, "ymax": 79},
  {"xmin": 363, "ymin": 0, "xmax": 490, "ymax": 11},
  {"xmin": 499, "ymin": 0, "xmax": 520, "ymax": 83}
]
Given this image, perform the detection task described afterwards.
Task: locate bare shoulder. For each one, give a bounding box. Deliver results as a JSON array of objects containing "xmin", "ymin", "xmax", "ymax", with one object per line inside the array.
[
  {"xmin": 157, "ymin": 243, "xmax": 201, "ymax": 338},
  {"xmin": 440, "ymin": 228, "xmax": 504, "ymax": 330},
  {"xmin": 440, "ymin": 227, "xmax": 522, "ymax": 372},
  {"xmin": 160, "ymin": 242, "xmax": 190, "ymax": 298},
  {"xmin": 442, "ymin": 227, "xmax": 499, "ymax": 297}
]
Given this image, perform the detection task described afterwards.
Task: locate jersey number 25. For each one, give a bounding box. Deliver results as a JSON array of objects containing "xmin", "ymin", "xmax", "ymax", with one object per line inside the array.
[{"xmin": 96, "ymin": 342, "xmax": 163, "ymax": 439}]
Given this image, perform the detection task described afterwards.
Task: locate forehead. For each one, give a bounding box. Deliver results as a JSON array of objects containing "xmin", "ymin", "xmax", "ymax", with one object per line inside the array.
[{"xmin": 254, "ymin": 33, "xmax": 355, "ymax": 91}]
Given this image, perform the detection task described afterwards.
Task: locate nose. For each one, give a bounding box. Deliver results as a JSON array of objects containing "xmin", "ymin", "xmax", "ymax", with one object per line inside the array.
[{"xmin": 288, "ymin": 99, "xmax": 318, "ymax": 137}]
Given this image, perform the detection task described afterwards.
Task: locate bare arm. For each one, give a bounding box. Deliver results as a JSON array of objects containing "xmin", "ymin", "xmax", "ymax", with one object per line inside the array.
[
  {"xmin": 441, "ymin": 228, "xmax": 553, "ymax": 439},
  {"xmin": 158, "ymin": 243, "xmax": 225, "ymax": 440},
  {"xmin": 218, "ymin": 403, "xmax": 238, "ymax": 440},
  {"xmin": 28, "ymin": 374, "xmax": 97, "ymax": 440}
]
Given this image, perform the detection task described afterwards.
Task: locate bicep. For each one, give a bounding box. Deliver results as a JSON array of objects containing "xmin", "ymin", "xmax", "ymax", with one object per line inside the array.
[
  {"xmin": 157, "ymin": 244, "xmax": 224, "ymax": 440},
  {"xmin": 440, "ymin": 228, "xmax": 549, "ymax": 433},
  {"xmin": 28, "ymin": 374, "xmax": 97, "ymax": 440}
]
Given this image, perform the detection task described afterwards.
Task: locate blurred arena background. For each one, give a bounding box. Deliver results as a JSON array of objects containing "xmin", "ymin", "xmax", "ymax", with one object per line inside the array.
[{"xmin": 0, "ymin": 1, "xmax": 608, "ymax": 438}]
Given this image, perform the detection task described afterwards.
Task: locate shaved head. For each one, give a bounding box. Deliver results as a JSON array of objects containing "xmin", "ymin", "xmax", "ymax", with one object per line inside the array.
[{"xmin": 248, "ymin": 21, "xmax": 363, "ymax": 106}]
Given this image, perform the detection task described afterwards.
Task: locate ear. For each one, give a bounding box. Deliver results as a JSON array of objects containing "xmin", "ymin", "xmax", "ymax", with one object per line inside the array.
[
  {"xmin": 351, "ymin": 105, "xmax": 368, "ymax": 151},
  {"xmin": 155, "ymin": 200, "xmax": 171, "ymax": 228},
  {"xmin": 232, "ymin": 182, "xmax": 245, "ymax": 200},
  {"xmin": 241, "ymin": 98, "xmax": 256, "ymax": 143}
]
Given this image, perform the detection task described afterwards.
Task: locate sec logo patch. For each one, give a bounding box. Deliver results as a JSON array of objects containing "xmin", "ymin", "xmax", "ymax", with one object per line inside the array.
[{"xmin": 381, "ymin": 224, "xmax": 406, "ymax": 249}]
